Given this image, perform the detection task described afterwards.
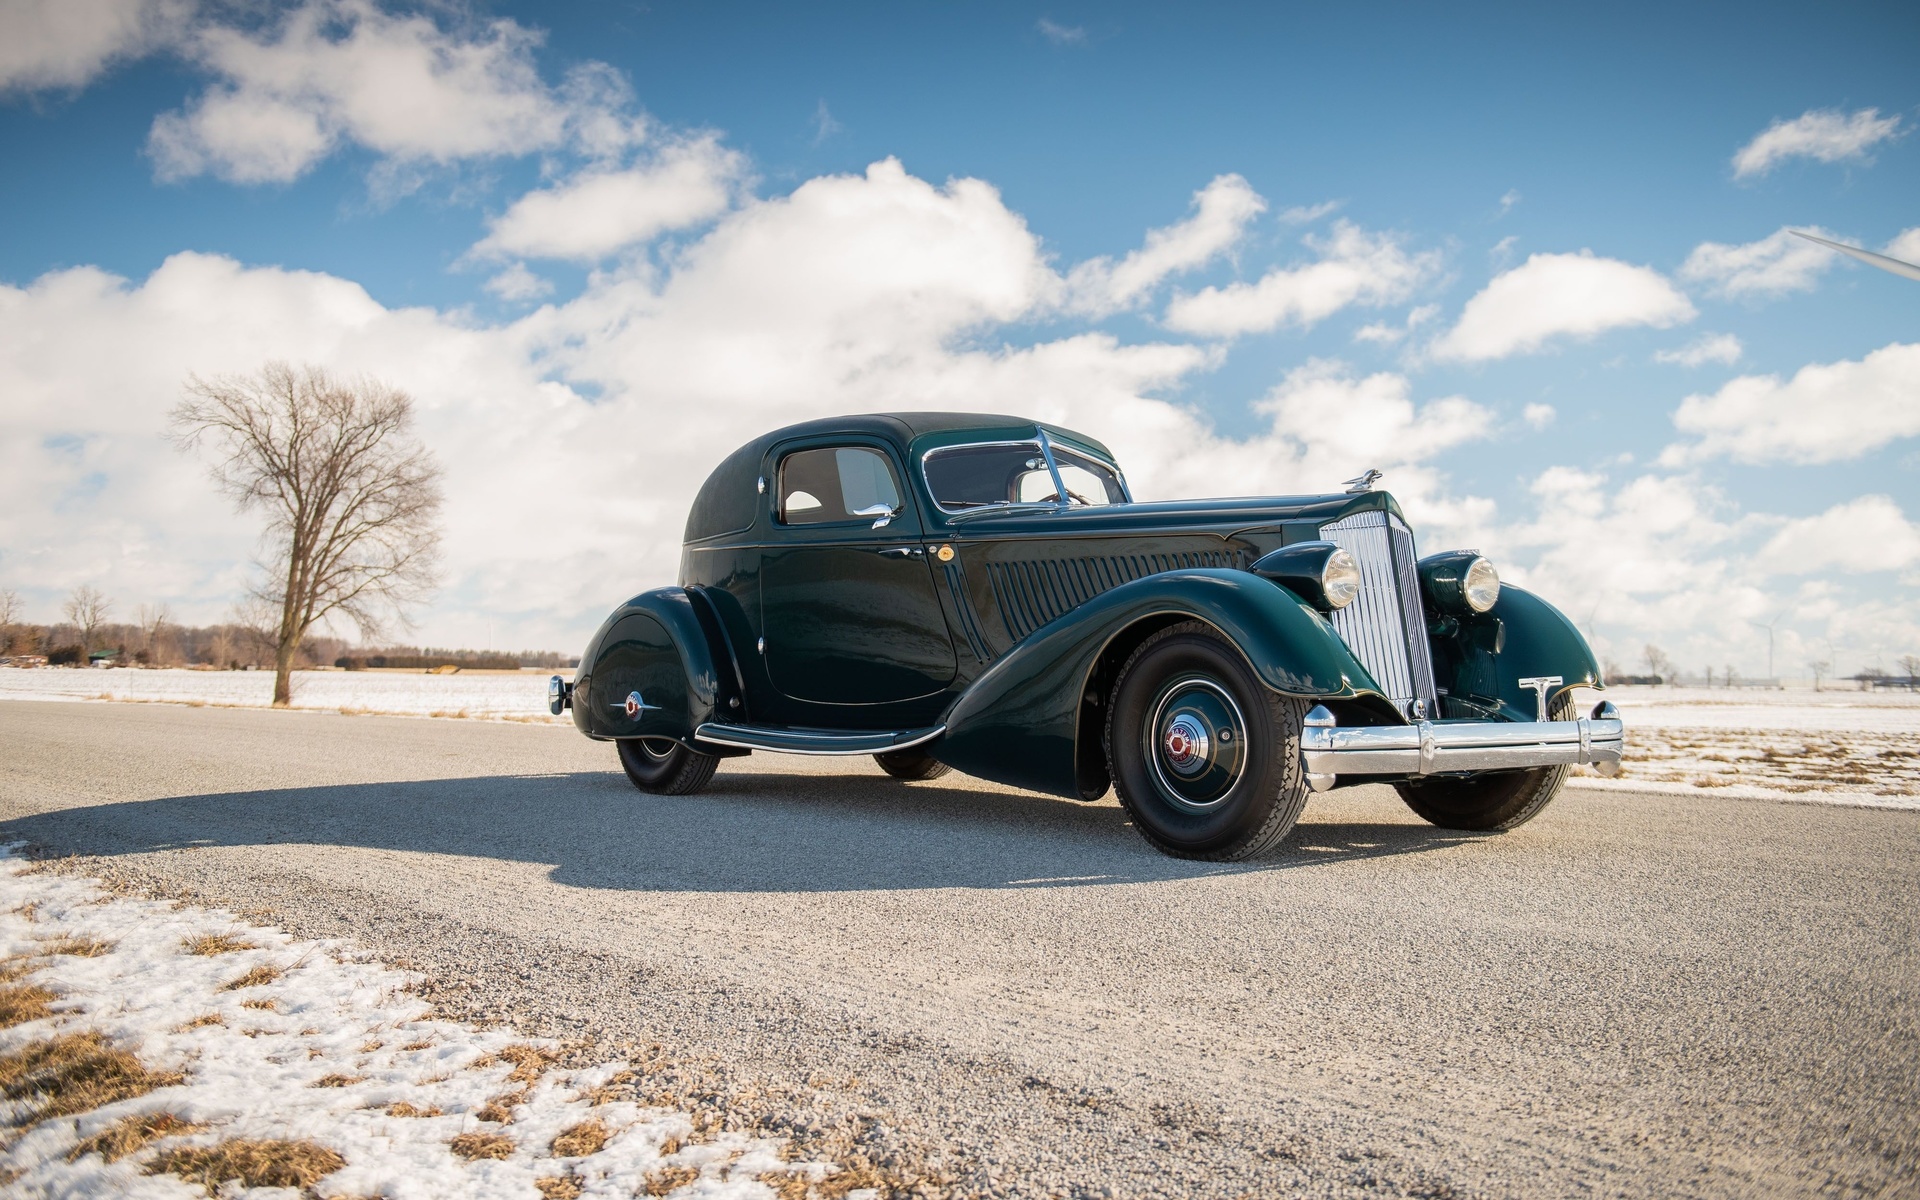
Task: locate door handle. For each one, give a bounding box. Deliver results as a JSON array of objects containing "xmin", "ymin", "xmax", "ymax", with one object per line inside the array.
[{"xmin": 877, "ymin": 546, "xmax": 924, "ymax": 558}]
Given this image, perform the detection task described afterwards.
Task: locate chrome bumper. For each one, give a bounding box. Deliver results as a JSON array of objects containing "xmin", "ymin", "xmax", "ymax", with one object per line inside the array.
[{"xmin": 1300, "ymin": 701, "xmax": 1623, "ymax": 792}]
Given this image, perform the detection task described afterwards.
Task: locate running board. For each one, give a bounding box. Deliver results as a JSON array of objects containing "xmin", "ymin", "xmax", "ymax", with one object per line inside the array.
[{"xmin": 692, "ymin": 722, "xmax": 945, "ymax": 756}]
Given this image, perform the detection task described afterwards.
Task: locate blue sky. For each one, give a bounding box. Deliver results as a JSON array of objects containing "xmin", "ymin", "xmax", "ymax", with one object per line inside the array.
[{"xmin": 1, "ymin": 0, "xmax": 1916, "ymax": 675}]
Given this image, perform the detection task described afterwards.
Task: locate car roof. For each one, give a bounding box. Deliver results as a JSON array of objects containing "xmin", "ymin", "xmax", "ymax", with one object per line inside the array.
[{"xmin": 752, "ymin": 411, "xmax": 1114, "ymax": 457}]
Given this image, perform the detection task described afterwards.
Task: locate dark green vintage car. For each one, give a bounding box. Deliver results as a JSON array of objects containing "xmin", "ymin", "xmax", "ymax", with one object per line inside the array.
[{"xmin": 553, "ymin": 412, "xmax": 1622, "ymax": 859}]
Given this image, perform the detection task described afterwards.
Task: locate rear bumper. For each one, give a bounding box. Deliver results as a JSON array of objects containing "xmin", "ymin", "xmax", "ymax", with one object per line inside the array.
[{"xmin": 1300, "ymin": 701, "xmax": 1623, "ymax": 792}]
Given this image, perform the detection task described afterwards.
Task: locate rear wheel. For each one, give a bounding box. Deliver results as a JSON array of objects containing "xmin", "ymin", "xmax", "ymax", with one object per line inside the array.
[
  {"xmin": 616, "ymin": 737, "xmax": 719, "ymax": 795},
  {"xmin": 1394, "ymin": 696, "xmax": 1573, "ymax": 831},
  {"xmin": 1105, "ymin": 622, "xmax": 1309, "ymax": 860},
  {"xmin": 874, "ymin": 748, "xmax": 951, "ymax": 781}
]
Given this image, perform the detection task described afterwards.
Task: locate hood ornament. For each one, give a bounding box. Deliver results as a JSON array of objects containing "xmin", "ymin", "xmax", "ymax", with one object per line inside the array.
[{"xmin": 1343, "ymin": 468, "xmax": 1383, "ymax": 494}]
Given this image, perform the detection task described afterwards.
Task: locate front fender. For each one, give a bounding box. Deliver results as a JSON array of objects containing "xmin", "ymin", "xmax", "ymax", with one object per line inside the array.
[
  {"xmin": 937, "ymin": 569, "xmax": 1379, "ymax": 798},
  {"xmin": 572, "ymin": 587, "xmax": 732, "ymax": 742},
  {"xmin": 1430, "ymin": 584, "xmax": 1602, "ymax": 721}
]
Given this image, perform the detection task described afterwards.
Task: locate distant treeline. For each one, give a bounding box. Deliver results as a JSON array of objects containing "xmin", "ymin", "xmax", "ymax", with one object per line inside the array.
[
  {"xmin": 336, "ymin": 648, "xmax": 574, "ymax": 670},
  {"xmin": 1, "ymin": 618, "xmax": 574, "ymax": 671}
]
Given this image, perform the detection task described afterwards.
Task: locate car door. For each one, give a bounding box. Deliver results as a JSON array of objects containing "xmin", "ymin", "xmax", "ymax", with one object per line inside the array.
[{"xmin": 759, "ymin": 439, "xmax": 958, "ymax": 707}]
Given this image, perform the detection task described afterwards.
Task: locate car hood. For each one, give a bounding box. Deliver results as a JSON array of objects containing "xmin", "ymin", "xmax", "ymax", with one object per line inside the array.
[{"xmin": 933, "ymin": 489, "xmax": 1405, "ymax": 539}]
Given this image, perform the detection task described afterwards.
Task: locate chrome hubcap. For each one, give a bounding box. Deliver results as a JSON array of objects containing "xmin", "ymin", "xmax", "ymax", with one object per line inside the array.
[
  {"xmin": 1145, "ymin": 677, "xmax": 1247, "ymax": 810},
  {"xmin": 636, "ymin": 737, "xmax": 676, "ymax": 762}
]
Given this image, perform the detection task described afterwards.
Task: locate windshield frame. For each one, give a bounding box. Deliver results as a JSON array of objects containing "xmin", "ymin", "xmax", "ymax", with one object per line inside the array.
[{"xmin": 919, "ymin": 436, "xmax": 1132, "ymax": 516}]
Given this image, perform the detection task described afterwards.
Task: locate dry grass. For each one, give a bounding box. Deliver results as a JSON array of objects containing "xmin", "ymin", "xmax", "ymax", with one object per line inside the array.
[
  {"xmin": 0, "ymin": 1032, "xmax": 185, "ymax": 1124},
  {"xmin": 149, "ymin": 1137, "xmax": 346, "ymax": 1189},
  {"xmin": 536, "ymin": 1175, "xmax": 584, "ymax": 1199},
  {"xmin": 449, "ymin": 1130, "xmax": 516, "ymax": 1160},
  {"xmin": 400, "ymin": 1040, "xmax": 434, "ymax": 1051},
  {"xmin": 644, "ymin": 1164, "xmax": 701, "ymax": 1195},
  {"xmin": 764, "ymin": 1173, "xmax": 811, "ymax": 1200},
  {"xmin": 0, "ymin": 982, "xmax": 57, "ymax": 1028},
  {"xmin": 549, "ymin": 1119, "xmax": 608, "ymax": 1157},
  {"xmin": 239, "ymin": 998, "xmax": 278, "ymax": 1012},
  {"xmin": 811, "ymin": 1157, "xmax": 890, "ymax": 1199},
  {"xmin": 496, "ymin": 1043, "xmax": 559, "ymax": 1084},
  {"xmin": 182, "ymin": 932, "xmax": 256, "ymax": 956},
  {"xmin": 385, "ymin": 1101, "xmax": 442, "ymax": 1118},
  {"xmin": 172, "ymin": 1013, "xmax": 224, "ymax": 1031},
  {"xmin": 38, "ymin": 935, "xmax": 113, "ymax": 958},
  {"xmin": 476, "ymin": 1088, "xmax": 530, "ymax": 1123},
  {"xmin": 10, "ymin": 902, "xmax": 38, "ymax": 921},
  {"xmin": 68, "ymin": 1112, "xmax": 201, "ymax": 1163},
  {"xmin": 219, "ymin": 963, "xmax": 282, "ymax": 991},
  {"xmin": 359, "ymin": 1039, "xmax": 384, "ymax": 1053},
  {"xmin": 311, "ymin": 1073, "xmax": 365, "ymax": 1088}
]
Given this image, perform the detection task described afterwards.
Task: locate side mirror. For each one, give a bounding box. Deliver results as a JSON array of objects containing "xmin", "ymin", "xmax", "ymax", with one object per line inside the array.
[{"xmin": 854, "ymin": 502, "xmax": 900, "ymax": 529}]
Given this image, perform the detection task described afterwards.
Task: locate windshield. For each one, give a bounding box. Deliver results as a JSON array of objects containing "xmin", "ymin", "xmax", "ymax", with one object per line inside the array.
[{"xmin": 922, "ymin": 441, "xmax": 1128, "ymax": 511}]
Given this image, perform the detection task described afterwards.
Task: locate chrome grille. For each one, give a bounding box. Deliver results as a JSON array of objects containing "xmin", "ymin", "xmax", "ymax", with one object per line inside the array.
[{"xmin": 1319, "ymin": 511, "xmax": 1438, "ymax": 717}]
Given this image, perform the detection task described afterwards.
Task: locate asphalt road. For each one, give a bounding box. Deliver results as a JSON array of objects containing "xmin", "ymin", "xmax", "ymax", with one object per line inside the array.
[{"xmin": 2, "ymin": 699, "xmax": 1915, "ymax": 1198}]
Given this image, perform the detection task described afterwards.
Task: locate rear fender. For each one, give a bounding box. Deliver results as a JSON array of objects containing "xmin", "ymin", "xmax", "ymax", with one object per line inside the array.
[
  {"xmin": 572, "ymin": 587, "xmax": 740, "ymax": 745},
  {"xmin": 937, "ymin": 568, "xmax": 1382, "ymax": 799}
]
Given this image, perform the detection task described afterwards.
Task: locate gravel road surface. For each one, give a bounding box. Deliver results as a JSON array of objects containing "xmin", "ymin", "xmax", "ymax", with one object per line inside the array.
[{"xmin": 2, "ymin": 700, "xmax": 1915, "ymax": 1198}]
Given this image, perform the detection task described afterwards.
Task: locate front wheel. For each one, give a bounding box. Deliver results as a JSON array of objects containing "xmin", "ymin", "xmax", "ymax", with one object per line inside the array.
[
  {"xmin": 1394, "ymin": 695, "xmax": 1572, "ymax": 830},
  {"xmin": 616, "ymin": 737, "xmax": 719, "ymax": 795},
  {"xmin": 874, "ymin": 748, "xmax": 951, "ymax": 781},
  {"xmin": 1105, "ymin": 622, "xmax": 1310, "ymax": 860}
]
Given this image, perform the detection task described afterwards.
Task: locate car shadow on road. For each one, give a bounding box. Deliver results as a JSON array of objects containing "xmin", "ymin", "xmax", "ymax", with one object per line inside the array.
[{"xmin": 2, "ymin": 765, "xmax": 1484, "ymax": 894}]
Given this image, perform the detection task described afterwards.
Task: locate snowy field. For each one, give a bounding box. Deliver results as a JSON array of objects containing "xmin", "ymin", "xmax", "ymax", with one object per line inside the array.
[
  {"xmin": 3, "ymin": 669, "xmax": 1915, "ymax": 810},
  {"xmin": 0, "ymin": 850, "xmax": 859, "ymax": 1199},
  {"xmin": 0, "ymin": 667, "xmax": 559, "ymax": 723},
  {"xmin": 1566, "ymin": 685, "xmax": 1919, "ymax": 809}
]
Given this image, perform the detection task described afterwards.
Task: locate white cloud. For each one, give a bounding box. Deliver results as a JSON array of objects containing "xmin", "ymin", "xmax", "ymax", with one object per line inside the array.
[
  {"xmin": 1655, "ymin": 333, "xmax": 1742, "ymax": 367},
  {"xmin": 1679, "ymin": 227, "xmax": 1840, "ymax": 298},
  {"xmin": 1498, "ymin": 189, "xmax": 1521, "ymax": 216},
  {"xmin": 1065, "ymin": 174, "xmax": 1266, "ymax": 314},
  {"xmin": 148, "ymin": 0, "xmax": 643, "ymax": 184},
  {"xmin": 472, "ymin": 138, "xmax": 746, "ymax": 262},
  {"xmin": 482, "ymin": 263, "xmax": 552, "ymax": 303},
  {"xmin": 0, "ymin": 0, "xmax": 190, "ymax": 92},
  {"xmin": 1886, "ymin": 227, "xmax": 1920, "ymax": 264},
  {"xmin": 1522, "ymin": 403, "xmax": 1555, "ymax": 430},
  {"xmin": 1732, "ymin": 107, "xmax": 1905, "ymax": 179},
  {"xmin": 1664, "ymin": 341, "xmax": 1920, "ymax": 465},
  {"xmin": 1429, "ymin": 251, "xmax": 1695, "ymax": 362},
  {"xmin": 1036, "ymin": 18, "xmax": 1087, "ymax": 45},
  {"xmin": 1163, "ymin": 221, "xmax": 1439, "ymax": 338},
  {"xmin": 809, "ymin": 99, "xmax": 842, "ymax": 146},
  {"xmin": 1277, "ymin": 200, "xmax": 1340, "ymax": 225},
  {"xmin": 1758, "ymin": 496, "xmax": 1920, "ymax": 574},
  {"xmin": 1352, "ymin": 303, "xmax": 1438, "ymax": 346}
]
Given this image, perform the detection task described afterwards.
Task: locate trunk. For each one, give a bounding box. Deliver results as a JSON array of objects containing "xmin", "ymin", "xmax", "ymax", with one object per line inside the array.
[{"xmin": 273, "ymin": 637, "xmax": 297, "ymax": 707}]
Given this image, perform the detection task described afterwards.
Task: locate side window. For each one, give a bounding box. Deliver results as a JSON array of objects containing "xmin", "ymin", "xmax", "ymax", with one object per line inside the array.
[{"xmin": 778, "ymin": 446, "xmax": 903, "ymax": 525}]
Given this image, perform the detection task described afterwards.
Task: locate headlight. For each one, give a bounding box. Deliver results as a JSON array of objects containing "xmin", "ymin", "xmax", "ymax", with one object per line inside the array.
[
  {"xmin": 1249, "ymin": 541, "xmax": 1360, "ymax": 611},
  {"xmin": 1416, "ymin": 550, "xmax": 1501, "ymax": 615},
  {"xmin": 1463, "ymin": 556, "xmax": 1500, "ymax": 612},
  {"xmin": 1321, "ymin": 549, "xmax": 1361, "ymax": 609}
]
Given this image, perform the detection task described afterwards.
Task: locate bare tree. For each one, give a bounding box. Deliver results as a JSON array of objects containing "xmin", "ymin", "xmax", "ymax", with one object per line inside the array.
[
  {"xmin": 137, "ymin": 602, "xmax": 174, "ymax": 666},
  {"xmin": 63, "ymin": 585, "xmax": 111, "ymax": 658},
  {"xmin": 1807, "ymin": 657, "xmax": 1831, "ymax": 692},
  {"xmin": 1900, "ymin": 653, "xmax": 1920, "ymax": 685},
  {"xmin": 1642, "ymin": 643, "xmax": 1672, "ymax": 685},
  {"xmin": 171, "ymin": 362, "xmax": 442, "ymax": 706},
  {"xmin": 0, "ymin": 588, "xmax": 21, "ymax": 656}
]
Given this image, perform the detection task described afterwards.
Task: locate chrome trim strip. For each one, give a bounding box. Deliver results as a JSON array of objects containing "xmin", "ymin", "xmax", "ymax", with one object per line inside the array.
[
  {"xmin": 1299, "ymin": 703, "xmax": 1624, "ymax": 791},
  {"xmin": 692, "ymin": 722, "xmax": 946, "ymax": 756}
]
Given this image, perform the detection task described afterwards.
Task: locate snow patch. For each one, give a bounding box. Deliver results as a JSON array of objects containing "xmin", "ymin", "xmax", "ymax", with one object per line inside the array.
[{"xmin": 0, "ymin": 850, "xmax": 834, "ymax": 1198}]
